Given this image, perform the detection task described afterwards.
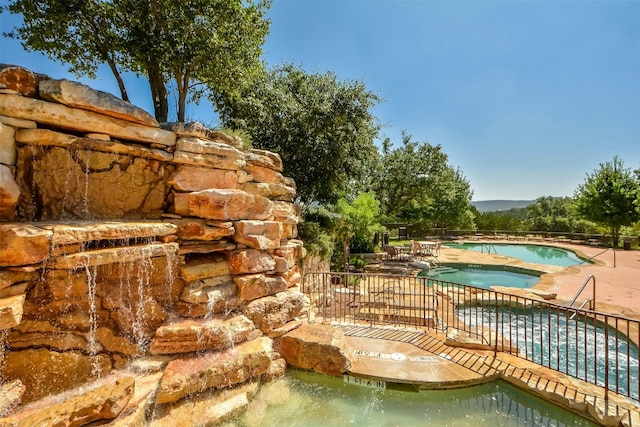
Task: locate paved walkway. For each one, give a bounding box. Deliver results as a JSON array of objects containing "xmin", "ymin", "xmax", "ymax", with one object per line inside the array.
[{"xmin": 339, "ymin": 243, "xmax": 640, "ymax": 426}]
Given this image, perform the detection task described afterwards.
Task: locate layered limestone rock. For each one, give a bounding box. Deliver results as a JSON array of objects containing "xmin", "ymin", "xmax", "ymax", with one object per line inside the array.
[
  {"xmin": 148, "ymin": 315, "xmax": 256, "ymax": 354},
  {"xmin": 0, "ymin": 373, "xmax": 135, "ymax": 426},
  {"xmin": 156, "ymin": 337, "xmax": 273, "ymax": 404},
  {"xmin": 276, "ymin": 323, "xmax": 355, "ymax": 376},
  {"xmin": 15, "ymin": 144, "xmax": 167, "ymax": 220},
  {"xmin": 0, "ymin": 65, "xmax": 41, "ymax": 98},
  {"xmin": 0, "ymin": 123, "xmax": 17, "ymax": 165},
  {"xmin": 0, "ymin": 224, "xmax": 52, "ymax": 267},
  {"xmin": 39, "ymin": 78, "xmax": 159, "ymax": 127},
  {"xmin": 0, "ymin": 380, "xmax": 25, "ymax": 417},
  {"xmin": 174, "ymin": 188, "xmax": 273, "ymax": 221},
  {"xmin": 150, "ymin": 380, "xmax": 258, "ymax": 427},
  {"xmin": 0, "ymin": 165, "xmax": 19, "ymax": 220},
  {"xmin": 0, "ymin": 65, "xmax": 307, "ymax": 426},
  {"xmin": 0, "ymin": 93, "xmax": 175, "ymax": 147}
]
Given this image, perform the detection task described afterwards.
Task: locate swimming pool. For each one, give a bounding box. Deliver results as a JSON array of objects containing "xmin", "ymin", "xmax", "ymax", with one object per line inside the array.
[
  {"xmin": 444, "ymin": 242, "xmax": 587, "ymax": 267},
  {"xmin": 459, "ymin": 306, "xmax": 640, "ymax": 399},
  {"xmin": 227, "ymin": 369, "xmax": 597, "ymax": 426},
  {"xmin": 420, "ymin": 264, "xmax": 540, "ymax": 289}
]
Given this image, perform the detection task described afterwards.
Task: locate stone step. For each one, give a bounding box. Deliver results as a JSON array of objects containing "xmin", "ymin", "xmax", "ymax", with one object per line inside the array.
[
  {"xmin": 0, "ymin": 94, "xmax": 175, "ymax": 147},
  {"xmin": 0, "ymin": 372, "xmax": 135, "ymax": 427},
  {"xmin": 44, "ymin": 222, "xmax": 178, "ymax": 246},
  {"xmin": 49, "ymin": 242, "xmax": 179, "ymax": 269},
  {"xmin": 155, "ymin": 336, "xmax": 272, "ymax": 404},
  {"xmin": 149, "ymin": 314, "xmax": 256, "ymax": 355}
]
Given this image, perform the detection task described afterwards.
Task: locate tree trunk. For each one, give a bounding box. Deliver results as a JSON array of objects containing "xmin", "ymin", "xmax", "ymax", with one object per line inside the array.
[
  {"xmin": 105, "ymin": 58, "xmax": 130, "ymax": 102},
  {"xmin": 342, "ymin": 240, "xmax": 349, "ymax": 272},
  {"xmin": 147, "ymin": 63, "xmax": 168, "ymax": 123},
  {"xmin": 176, "ymin": 72, "xmax": 189, "ymax": 123},
  {"xmin": 612, "ymin": 226, "xmax": 619, "ymax": 247}
]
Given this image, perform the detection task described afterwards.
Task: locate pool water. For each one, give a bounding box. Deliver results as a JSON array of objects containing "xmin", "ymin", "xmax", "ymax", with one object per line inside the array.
[
  {"xmin": 444, "ymin": 243, "xmax": 586, "ymax": 267},
  {"xmin": 421, "ymin": 266, "xmax": 540, "ymax": 289},
  {"xmin": 459, "ymin": 307, "xmax": 640, "ymax": 399},
  {"xmin": 227, "ymin": 370, "xmax": 597, "ymax": 426}
]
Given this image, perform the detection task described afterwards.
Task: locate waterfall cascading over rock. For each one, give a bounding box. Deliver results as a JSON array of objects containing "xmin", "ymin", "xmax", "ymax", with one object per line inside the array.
[{"xmin": 0, "ymin": 65, "xmax": 310, "ymax": 425}]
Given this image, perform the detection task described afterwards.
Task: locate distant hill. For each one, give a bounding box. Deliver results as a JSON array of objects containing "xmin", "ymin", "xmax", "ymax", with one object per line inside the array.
[{"xmin": 472, "ymin": 200, "xmax": 533, "ymax": 212}]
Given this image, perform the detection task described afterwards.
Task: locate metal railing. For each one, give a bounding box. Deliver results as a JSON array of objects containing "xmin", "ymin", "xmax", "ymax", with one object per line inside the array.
[
  {"xmin": 303, "ymin": 271, "xmax": 640, "ymax": 402},
  {"xmin": 480, "ymin": 243, "xmax": 497, "ymax": 254},
  {"xmin": 568, "ymin": 275, "xmax": 596, "ymax": 310},
  {"xmin": 304, "ymin": 272, "xmax": 440, "ymax": 330}
]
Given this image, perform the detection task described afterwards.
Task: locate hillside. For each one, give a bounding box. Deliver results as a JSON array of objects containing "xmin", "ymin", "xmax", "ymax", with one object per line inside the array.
[{"xmin": 472, "ymin": 200, "xmax": 533, "ymax": 212}]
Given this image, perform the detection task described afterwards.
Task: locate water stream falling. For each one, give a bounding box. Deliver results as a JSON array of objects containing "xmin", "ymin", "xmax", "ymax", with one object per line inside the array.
[
  {"xmin": 81, "ymin": 258, "xmax": 100, "ymax": 376},
  {"xmin": 132, "ymin": 242, "xmax": 153, "ymax": 348}
]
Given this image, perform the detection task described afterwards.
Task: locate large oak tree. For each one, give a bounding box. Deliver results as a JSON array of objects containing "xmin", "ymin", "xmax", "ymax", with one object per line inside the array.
[
  {"xmin": 574, "ymin": 156, "xmax": 640, "ymax": 246},
  {"xmin": 3, "ymin": 0, "xmax": 270, "ymax": 122},
  {"xmin": 213, "ymin": 63, "xmax": 381, "ymax": 204},
  {"xmin": 374, "ymin": 133, "xmax": 474, "ymax": 231}
]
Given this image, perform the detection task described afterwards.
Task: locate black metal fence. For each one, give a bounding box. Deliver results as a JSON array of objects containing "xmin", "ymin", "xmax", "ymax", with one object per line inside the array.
[{"xmin": 303, "ymin": 271, "xmax": 640, "ymax": 402}]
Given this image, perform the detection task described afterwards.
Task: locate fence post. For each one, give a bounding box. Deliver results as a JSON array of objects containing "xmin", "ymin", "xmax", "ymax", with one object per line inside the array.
[{"xmin": 604, "ymin": 320, "xmax": 609, "ymax": 411}]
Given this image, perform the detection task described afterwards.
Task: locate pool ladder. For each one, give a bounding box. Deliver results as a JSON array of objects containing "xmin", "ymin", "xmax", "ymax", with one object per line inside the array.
[
  {"xmin": 567, "ymin": 275, "xmax": 596, "ymax": 319},
  {"xmin": 480, "ymin": 243, "xmax": 497, "ymax": 254}
]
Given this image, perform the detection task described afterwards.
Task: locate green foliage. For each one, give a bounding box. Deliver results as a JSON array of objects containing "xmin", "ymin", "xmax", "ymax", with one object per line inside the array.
[
  {"xmin": 524, "ymin": 197, "xmax": 578, "ymax": 232},
  {"xmin": 333, "ymin": 192, "xmax": 384, "ymax": 244},
  {"xmin": 330, "ymin": 239, "xmax": 345, "ymax": 271},
  {"xmin": 297, "ymin": 220, "xmax": 333, "ymax": 259},
  {"xmin": 574, "ymin": 156, "xmax": 640, "ymax": 246},
  {"xmin": 4, "ymin": 0, "xmax": 129, "ymax": 98},
  {"xmin": 349, "ymin": 235, "xmax": 374, "ymax": 254},
  {"xmin": 331, "ymin": 192, "xmax": 384, "ymax": 270},
  {"xmin": 212, "ymin": 63, "xmax": 381, "ymax": 204},
  {"xmin": 348, "ymin": 254, "xmax": 366, "ymax": 272},
  {"xmin": 474, "ymin": 206, "xmax": 526, "ymax": 231},
  {"xmin": 374, "ymin": 132, "xmax": 475, "ymax": 230},
  {"xmin": 4, "ymin": 0, "xmax": 271, "ymax": 122}
]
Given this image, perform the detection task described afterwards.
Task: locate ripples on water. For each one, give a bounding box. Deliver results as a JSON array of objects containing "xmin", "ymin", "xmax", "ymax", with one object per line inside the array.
[{"xmin": 225, "ymin": 370, "xmax": 597, "ymax": 427}]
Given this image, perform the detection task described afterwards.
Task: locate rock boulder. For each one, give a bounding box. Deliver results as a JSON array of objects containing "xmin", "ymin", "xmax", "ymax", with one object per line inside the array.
[{"xmin": 276, "ymin": 323, "xmax": 355, "ymax": 375}]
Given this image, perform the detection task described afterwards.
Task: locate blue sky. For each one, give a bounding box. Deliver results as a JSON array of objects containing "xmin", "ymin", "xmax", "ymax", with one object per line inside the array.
[{"xmin": 1, "ymin": 0, "xmax": 639, "ymax": 201}]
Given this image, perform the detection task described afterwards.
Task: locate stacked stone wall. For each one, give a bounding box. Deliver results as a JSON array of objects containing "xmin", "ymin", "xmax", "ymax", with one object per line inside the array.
[{"xmin": 0, "ymin": 65, "xmax": 310, "ymax": 425}]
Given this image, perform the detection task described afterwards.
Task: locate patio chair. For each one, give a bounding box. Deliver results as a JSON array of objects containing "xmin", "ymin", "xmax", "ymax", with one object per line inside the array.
[{"xmin": 383, "ymin": 245, "xmax": 406, "ymax": 261}]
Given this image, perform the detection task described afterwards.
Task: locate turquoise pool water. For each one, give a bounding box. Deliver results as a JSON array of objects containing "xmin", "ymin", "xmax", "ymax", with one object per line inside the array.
[
  {"xmin": 459, "ymin": 307, "xmax": 640, "ymax": 399},
  {"xmin": 420, "ymin": 265, "xmax": 540, "ymax": 289},
  {"xmin": 444, "ymin": 243, "xmax": 586, "ymax": 267},
  {"xmin": 227, "ymin": 370, "xmax": 597, "ymax": 426}
]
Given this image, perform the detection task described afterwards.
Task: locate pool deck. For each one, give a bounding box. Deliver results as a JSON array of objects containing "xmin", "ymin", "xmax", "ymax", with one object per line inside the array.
[
  {"xmin": 439, "ymin": 240, "xmax": 640, "ymax": 318},
  {"xmin": 340, "ymin": 242, "xmax": 640, "ymax": 426}
]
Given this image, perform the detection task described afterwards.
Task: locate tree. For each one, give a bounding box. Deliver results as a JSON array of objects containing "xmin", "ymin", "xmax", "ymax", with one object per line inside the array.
[
  {"xmin": 332, "ymin": 193, "xmax": 383, "ymax": 271},
  {"xmin": 474, "ymin": 207, "xmax": 525, "ymax": 232},
  {"xmin": 212, "ymin": 63, "xmax": 381, "ymax": 204},
  {"xmin": 428, "ymin": 165, "xmax": 475, "ymax": 231},
  {"xmin": 374, "ymin": 133, "xmax": 474, "ymax": 231},
  {"xmin": 574, "ymin": 157, "xmax": 640, "ymax": 246},
  {"xmin": 4, "ymin": 0, "xmax": 271, "ymax": 122},
  {"xmin": 525, "ymin": 197, "xmax": 577, "ymax": 232},
  {"xmin": 3, "ymin": 0, "xmax": 130, "ymax": 101},
  {"xmin": 375, "ymin": 133, "xmax": 447, "ymax": 221}
]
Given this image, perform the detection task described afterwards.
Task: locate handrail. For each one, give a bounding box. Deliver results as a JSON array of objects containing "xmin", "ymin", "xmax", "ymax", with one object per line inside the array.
[
  {"xmin": 481, "ymin": 243, "xmax": 497, "ymax": 254},
  {"xmin": 569, "ymin": 299, "xmax": 593, "ymax": 320},
  {"xmin": 567, "ymin": 275, "xmax": 596, "ymax": 310},
  {"xmin": 579, "ymin": 247, "xmax": 610, "ymax": 265}
]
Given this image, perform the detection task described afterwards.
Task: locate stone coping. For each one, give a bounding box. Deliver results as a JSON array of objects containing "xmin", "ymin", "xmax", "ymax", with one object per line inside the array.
[{"xmin": 432, "ymin": 261, "xmax": 544, "ymax": 277}]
